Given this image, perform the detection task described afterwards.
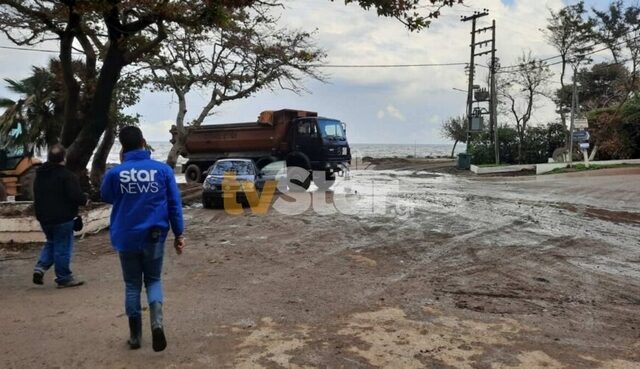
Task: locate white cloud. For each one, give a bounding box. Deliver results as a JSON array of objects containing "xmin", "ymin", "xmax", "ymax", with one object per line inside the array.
[
  {"xmin": 379, "ymin": 105, "xmax": 405, "ymax": 121},
  {"xmin": 140, "ymin": 119, "xmax": 174, "ymax": 142}
]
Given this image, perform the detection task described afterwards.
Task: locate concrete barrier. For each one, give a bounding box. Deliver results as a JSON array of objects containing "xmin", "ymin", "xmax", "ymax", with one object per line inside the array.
[
  {"xmin": 470, "ymin": 159, "xmax": 640, "ymax": 176},
  {"xmin": 0, "ymin": 203, "xmax": 111, "ymax": 244},
  {"xmin": 470, "ymin": 164, "xmax": 535, "ymax": 175},
  {"xmin": 536, "ymin": 158, "xmax": 640, "ymax": 175},
  {"xmin": 535, "ymin": 163, "xmax": 569, "ymax": 175}
]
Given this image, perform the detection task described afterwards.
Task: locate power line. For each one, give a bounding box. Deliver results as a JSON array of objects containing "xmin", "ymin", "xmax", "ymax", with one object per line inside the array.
[
  {"xmin": 312, "ymin": 62, "xmax": 468, "ymax": 68},
  {"xmin": 498, "ymin": 32, "xmax": 640, "ymax": 73},
  {"xmin": 0, "ymin": 44, "xmax": 84, "ymax": 55},
  {"xmin": 0, "ymin": 45, "xmax": 60, "ymax": 54},
  {"xmin": 0, "ymin": 44, "xmax": 474, "ymax": 69}
]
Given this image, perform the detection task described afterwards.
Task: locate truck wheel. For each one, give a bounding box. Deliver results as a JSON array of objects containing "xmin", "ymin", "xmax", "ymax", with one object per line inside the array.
[
  {"xmin": 255, "ymin": 156, "xmax": 278, "ymax": 170},
  {"xmin": 185, "ymin": 164, "xmax": 202, "ymax": 184},
  {"xmin": 285, "ymin": 152, "xmax": 311, "ymax": 191},
  {"xmin": 17, "ymin": 167, "xmax": 36, "ymax": 201},
  {"xmin": 314, "ymin": 171, "xmax": 336, "ymax": 191}
]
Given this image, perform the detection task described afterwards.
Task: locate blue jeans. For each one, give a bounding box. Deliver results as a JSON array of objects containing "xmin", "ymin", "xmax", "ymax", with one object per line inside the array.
[
  {"xmin": 34, "ymin": 220, "xmax": 75, "ymax": 284},
  {"xmin": 118, "ymin": 237, "xmax": 165, "ymax": 318}
]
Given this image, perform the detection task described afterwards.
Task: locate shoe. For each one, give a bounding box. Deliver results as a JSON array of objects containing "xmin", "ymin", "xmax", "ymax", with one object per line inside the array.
[
  {"xmin": 127, "ymin": 316, "xmax": 142, "ymax": 350},
  {"xmin": 149, "ymin": 302, "xmax": 167, "ymax": 352},
  {"xmin": 33, "ymin": 271, "xmax": 44, "ymax": 285},
  {"xmin": 56, "ymin": 278, "xmax": 85, "ymax": 289}
]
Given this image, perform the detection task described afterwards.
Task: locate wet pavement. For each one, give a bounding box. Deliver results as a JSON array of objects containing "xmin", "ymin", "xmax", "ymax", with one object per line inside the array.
[{"xmin": 1, "ymin": 166, "xmax": 640, "ymax": 368}]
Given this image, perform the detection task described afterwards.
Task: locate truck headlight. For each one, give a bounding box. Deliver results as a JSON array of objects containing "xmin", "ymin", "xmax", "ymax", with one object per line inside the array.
[{"xmin": 342, "ymin": 147, "xmax": 348, "ymax": 155}]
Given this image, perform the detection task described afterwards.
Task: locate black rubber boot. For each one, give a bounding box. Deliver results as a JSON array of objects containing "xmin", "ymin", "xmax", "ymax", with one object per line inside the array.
[
  {"xmin": 149, "ymin": 302, "xmax": 167, "ymax": 352},
  {"xmin": 127, "ymin": 316, "xmax": 142, "ymax": 350}
]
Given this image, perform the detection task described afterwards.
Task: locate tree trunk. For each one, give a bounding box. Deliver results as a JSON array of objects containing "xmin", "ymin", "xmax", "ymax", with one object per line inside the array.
[
  {"xmin": 166, "ymin": 140, "xmax": 185, "ymax": 169},
  {"xmin": 65, "ymin": 44, "xmax": 125, "ymax": 180},
  {"xmin": 59, "ymin": 10, "xmax": 83, "ymax": 148},
  {"xmin": 450, "ymin": 140, "xmax": 458, "ymax": 158},
  {"xmin": 90, "ymin": 123, "xmax": 116, "ymax": 189},
  {"xmin": 166, "ymin": 85, "xmax": 188, "ymax": 169},
  {"xmin": 518, "ymin": 132, "xmax": 524, "ymax": 164}
]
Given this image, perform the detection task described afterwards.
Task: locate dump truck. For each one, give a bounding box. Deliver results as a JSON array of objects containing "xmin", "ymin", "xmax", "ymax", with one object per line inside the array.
[{"xmin": 171, "ymin": 109, "xmax": 351, "ymax": 189}]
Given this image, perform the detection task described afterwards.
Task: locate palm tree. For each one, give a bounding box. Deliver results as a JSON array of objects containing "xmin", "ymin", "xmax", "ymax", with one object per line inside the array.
[{"xmin": 0, "ymin": 66, "xmax": 63, "ymax": 153}]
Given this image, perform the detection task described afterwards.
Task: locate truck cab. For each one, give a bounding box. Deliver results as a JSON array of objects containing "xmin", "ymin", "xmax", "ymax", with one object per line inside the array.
[{"xmin": 290, "ymin": 117, "xmax": 351, "ymax": 172}]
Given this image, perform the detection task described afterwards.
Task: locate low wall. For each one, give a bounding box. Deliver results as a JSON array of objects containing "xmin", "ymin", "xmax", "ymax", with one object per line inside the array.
[
  {"xmin": 0, "ymin": 203, "xmax": 111, "ymax": 244},
  {"xmin": 536, "ymin": 158, "xmax": 640, "ymax": 175},
  {"xmin": 470, "ymin": 164, "xmax": 535, "ymax": 175}
]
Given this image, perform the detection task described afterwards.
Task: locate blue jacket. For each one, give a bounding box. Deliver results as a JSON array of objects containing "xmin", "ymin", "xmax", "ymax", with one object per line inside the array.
[{"xmin": 101, "ymin": 150, "xmax": 184, "ymax": 252}]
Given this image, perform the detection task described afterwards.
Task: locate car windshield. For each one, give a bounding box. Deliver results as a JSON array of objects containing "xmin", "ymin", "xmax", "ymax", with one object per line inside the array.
[
  {"xmin": 318, "ymin": 119, "xmax": 346, "ymax": 141},
  {"xmin": 211, "ymin": 161, "xmax": 254, "ymax": 176}
]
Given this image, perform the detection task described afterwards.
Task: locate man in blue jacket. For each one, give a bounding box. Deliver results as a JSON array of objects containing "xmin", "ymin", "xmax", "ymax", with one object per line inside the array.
[{"xmin": 101, "ymin": 126, "xmax": 185, "ymax": 352}]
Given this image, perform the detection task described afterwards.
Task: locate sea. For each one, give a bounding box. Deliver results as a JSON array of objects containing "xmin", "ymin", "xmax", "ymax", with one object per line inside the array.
[{"xmin": 104, "ymin": 142, "xmax": 465, "ymax": 165}]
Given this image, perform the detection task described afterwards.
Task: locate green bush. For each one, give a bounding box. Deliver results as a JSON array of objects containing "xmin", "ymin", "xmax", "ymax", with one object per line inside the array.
[{"xmin": 469, "ymin": 123, "xmax": 566, "ymax": 165}]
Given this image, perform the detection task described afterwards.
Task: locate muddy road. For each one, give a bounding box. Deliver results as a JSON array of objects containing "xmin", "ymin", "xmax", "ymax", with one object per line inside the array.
[{"xmin": 1, "ymin": 166, "xmax": 640, "ymax": 368}]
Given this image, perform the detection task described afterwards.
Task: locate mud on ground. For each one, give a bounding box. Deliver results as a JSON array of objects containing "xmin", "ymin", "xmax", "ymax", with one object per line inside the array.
[{"xmin": 1, "ymin": 167, "xmax": 640, "ymax": 368}]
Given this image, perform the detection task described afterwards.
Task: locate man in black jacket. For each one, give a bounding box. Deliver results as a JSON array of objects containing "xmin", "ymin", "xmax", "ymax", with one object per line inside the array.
[{"xmin": 33, "ymin": 144, "xmax": 88, "ymax": 288}]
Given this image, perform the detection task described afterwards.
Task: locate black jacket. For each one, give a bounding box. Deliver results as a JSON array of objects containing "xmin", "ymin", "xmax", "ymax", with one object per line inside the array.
[{"xmin": 34, "ymin": 162, "xmax": 88, "ymax": 225}]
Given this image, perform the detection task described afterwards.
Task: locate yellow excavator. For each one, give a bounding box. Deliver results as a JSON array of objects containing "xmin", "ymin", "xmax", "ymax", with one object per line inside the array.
[{"xmin": 0, "ymin": 137, "xmax": 40, "ymax": 202}]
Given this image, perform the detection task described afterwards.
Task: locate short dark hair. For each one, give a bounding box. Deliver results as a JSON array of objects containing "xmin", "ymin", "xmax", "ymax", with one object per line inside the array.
[
  {"xmin": 48, "ymin": 144, "xmax": 66, "ymax": 164},
  {"xmin": 119, "ymin": 126, "xmax": 145, "ymax": 153}
]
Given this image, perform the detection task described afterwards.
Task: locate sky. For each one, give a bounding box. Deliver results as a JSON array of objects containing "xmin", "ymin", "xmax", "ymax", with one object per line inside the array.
[{"xmin": 0, "ymin": 0, "xmax": 616, "ymax": 144}]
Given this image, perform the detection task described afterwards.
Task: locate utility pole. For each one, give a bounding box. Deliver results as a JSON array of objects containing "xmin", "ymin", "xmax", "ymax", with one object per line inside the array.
[
  {"xmin": 489, "ymin": 20, "xmax": 499, "ymax": 164},
  {"xmin": 569, "ymin": 74, "xmax": 576, "ymax": 167},
  {"xmin": 462, "ymin": 10, "xmax": 489, "ymax": 155},
  {"xmin": 569, "ymin": 64, "xmax": 580, "ymax": 167}
]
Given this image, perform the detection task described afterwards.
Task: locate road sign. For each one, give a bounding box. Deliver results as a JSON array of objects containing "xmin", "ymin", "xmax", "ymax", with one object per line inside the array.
[
  {"xmin": 572, "ymin": 130, "xmax": 590, "ymax": 142},
  {"xmin": 574, "ymin": 118, "xmax": 588, "ymax": 129},
  {"xmin": 579, "ymin": 142, "xmax": 590, "ymax": 149}
]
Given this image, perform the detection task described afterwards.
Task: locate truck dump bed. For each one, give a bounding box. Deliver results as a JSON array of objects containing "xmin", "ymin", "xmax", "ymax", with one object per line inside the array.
[{"xmin": 177, "ymin": 109, "xmax": 317, "ymax": 155}]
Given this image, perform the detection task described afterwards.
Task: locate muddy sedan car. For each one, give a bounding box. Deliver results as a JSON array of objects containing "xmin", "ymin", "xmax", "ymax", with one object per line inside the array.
[{"xmin": 201, "ymin": 159, "xmax": 284, "ymax": 209}]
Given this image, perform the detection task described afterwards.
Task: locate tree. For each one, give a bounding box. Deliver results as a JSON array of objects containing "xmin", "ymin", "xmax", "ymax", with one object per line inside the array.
[
  {"xmin": 544, "ymin": 2, "xmax": 593, "ymax": 135},
  {"xmin": 0, "ymin": 0, "xmax": 464, "ymax": 186},
  {"xmin": 0, "ymin": 1, "xmax": 270, "ymax": 182},
  {"xmin": 89, "ymin": 71, "xmax": 143, "ymax": 187},
  {"xmin": 498, "ymin": 52, "xmax": 553, "ymax": 163},
  {"xmin": 342, "ymin": 0, "xmax": 464, "ymax": 31},
  {"xmin": 621, "ymin": 5, "xmax": 640, "ymax": 100},
  {"xmin": 440, "ymin": 116, "xmax": 467, "ymax": 158},
  {"xmin": 0, "ymin": 65, "xmax": 63, "ymax": 153},
  {"xmin": 591, "ymin": 2, "xmax": 640, "ymax": 101},
  {"xmin": 555, "ymin": 62, "xmax": 629, "ymax": 112},
  {"xmin": 0, "ymin": 61, "xmax": 142, "ymax": 188},
  {"xmin": 147, "ymin": 10, "xmax": 325, "ymax": 168},
  {"xmin": 591, "ymin": 0, "xmax": 627, "ymax": 64}
]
